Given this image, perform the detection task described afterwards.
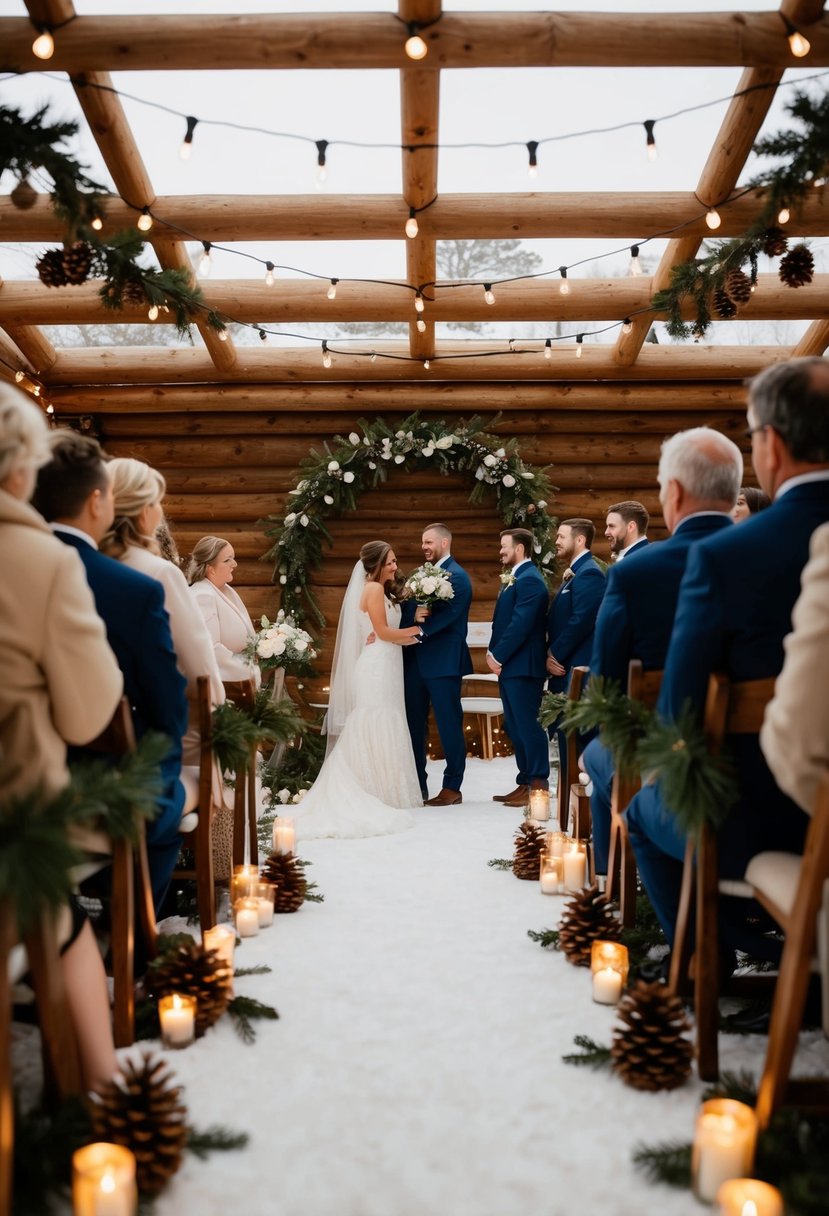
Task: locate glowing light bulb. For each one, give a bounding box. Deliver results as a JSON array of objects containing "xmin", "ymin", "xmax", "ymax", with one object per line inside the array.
[
  {"xmin": 198, "ymin": 242, "xmax": 212, "ymax": 277},
  {"xmin": 705, "ymin": 208, "xmax": 721, "ymax": 230},
  {"xmin": 576, "ymin": 334, "xmax": 584, "ymax": 358},
  {"xmin": 90, "ymin": 215, "xmax": 103, "ymax": 232},
  {"xmin": 416, "ymin": 318, "xmax": 426, "ymax": 333},
  {"xmin": 316, "ymin": 165, "xmax": 327, "ymax": 186},
  {"xmin": 559, "ymin": 267, "xmax": 570, "ymax": 295},
  {"xmin": 14, "ymin": 370, "xmax": 24, "ymax": 383},
  {"xmin": 423, "ymin": 359, "xmax": 430, "ymax": 369},
  {"xmin": 315, "ymin": 139, "xmax": 328, "ymax": 187},
  {"xmin": 414, "ymin": 293, "xmax": 425, "ymax": 313},
  {"xmin": 218, "ymin": 329, "xmax": 228, "ymax": 341},
  {"xmin": 32, "ymin": 30, "xmax": 54, "ymax": 59},
  {"xmin": 405, "ymin": 25, "xmax": 428, "ymax": 60},
  {"xmin": 148, "ymin": 304, "xmax": 159, "ymax": 321},
  {"xmin": 777, "ymin": 207, "xmax": 790, "ymax": 225},
  {"xmin": 322, "ymin": 342, "xmax": 332, "ymax": 369},
  {"xmin": 629, "ymin": 245, "xmax": 643, "ymax": 276},
  {"xmin": 45, "ymin": 403, "xmax": 54, "ymax": 415},
  {"xmin": 264, "ymin": 262, "xmax": 275, "ymax": 286},
  {"xmin": 527, "ymin": 140, "xmax": 539, "ymax": 179},
  {"xmin": 788, "ymin": 30, "xmax": 810, "ymax": 57},
  {"xmin": 644, "ymin": 120, "xmax": 657, "ymax": 162},
  {"xmin": 622, "ymin": 318, "xmax": 633, "ymax": 335},
  {"xmin": 370, "ymin": 352, "xmax": 377, "ymax": 363},
  {"xmin": 405, "ymin": 208, "xmax": 419, "ymax": 239},
  {"xmin": 180, "ymin": 116, "xmax": 198, "ymax": 160},
  {"xmin": 327, "ymin": 278, "xmax": 338, "ymax": 300},
  {"xmin": 484, "ymin": 284, "xmax": 496, "ymax": 306},
  {"xmin": 137, "ymin": 208, "xmax": 153, "ymax": 233},
  {"xmin": 544, "ymin": 339, "xmax": 552, "ymax": 361}
]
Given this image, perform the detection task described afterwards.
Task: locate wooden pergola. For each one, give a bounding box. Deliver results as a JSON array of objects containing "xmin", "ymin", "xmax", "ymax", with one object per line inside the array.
[{"xmin": 2, "ymin": 1, "xmax": 829, "ymax": 639}]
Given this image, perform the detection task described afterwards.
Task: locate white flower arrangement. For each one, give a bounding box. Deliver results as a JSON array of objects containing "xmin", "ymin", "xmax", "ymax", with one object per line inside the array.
[
  {"xmin": 246, "ymin": 610, "xmax": 317, "ymax": 672},
  {"xmin": 406, "ymin": 562, "xmax": 455, "ymax": 606}
]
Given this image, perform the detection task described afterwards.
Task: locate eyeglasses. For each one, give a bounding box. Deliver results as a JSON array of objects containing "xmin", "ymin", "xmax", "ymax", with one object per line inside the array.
[{"xmin": 744, "ymin": 423, "xmax": 769, "ymax": 439}]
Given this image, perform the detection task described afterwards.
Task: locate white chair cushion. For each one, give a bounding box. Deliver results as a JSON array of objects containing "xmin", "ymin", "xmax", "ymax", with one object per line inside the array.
[
  {"xmin": 744, "ymin": 851, "xmax": 802, "ymax": 917},
  {"xmin": 460, "ymin": 697, "xmax": 504, "ymax": 716}
]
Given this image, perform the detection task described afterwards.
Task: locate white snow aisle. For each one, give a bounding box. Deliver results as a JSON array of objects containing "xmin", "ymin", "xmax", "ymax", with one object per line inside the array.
[{"xmin": 147, "ymin": 756, "xmax": 828, "ymax": 1216}]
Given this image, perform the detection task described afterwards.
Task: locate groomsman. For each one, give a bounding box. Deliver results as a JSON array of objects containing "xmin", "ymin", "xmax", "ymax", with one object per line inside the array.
[
  {"xmin": 582, "ymin": 427, "xmax": 742, "ymax": 875},
  {"xmin": 487, "ymin": 528, "xmax": 550, "ymax": 806},
  {"xmin": 626, "ymin": 357, "xmax": 829, "ymax": 951},
  {"xmin": 402, "ymin": 523, "xmax": 472, "ymax": 806},
  {"xmin": 546, "ymin": 518, "xmax": 606, "ymax": 793},
  {"xmin": 604, "ymin": 500, "xmax": 649, "ymax": 561}
]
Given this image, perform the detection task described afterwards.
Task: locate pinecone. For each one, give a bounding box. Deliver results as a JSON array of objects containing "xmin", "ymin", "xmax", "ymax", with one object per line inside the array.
[
  {"xmin": 261, "ymin": 850, "xmax": 307, "ymax": 912},
  {"xmin": 779, "ymin": 244, "xmax": 814, "ymax": 288},
  {"xmin": 760, "ymin": 225, "xmax": 788, "ymax": 258},
  {"xmin": 557, "ymin": 883, "xmax": 621, "ymax": 966},
  {"xmin": 36, "ymin": 248, "xmax": 68, "ymax": 288},
  {"xmin": 91, "ymin": 1052, "xmax": 188, "ymax": 1196},
  {"xmin": 610, "ymin": 980, "xmax": 693, "ymax": 1092},
  {"xmin": 120, "ymin": 277, "xmax": 148, "ymax": 306},
  {"xmin": 148, "ymin": 940, "xmax": 232, "ymax": 1036},
  {"xmin": 512, "ymin": 820, "xmax": 545, "ymax": 880},
  {"xmin": 10, "ymin": 177, "xmax": 37, "ymax": 209},
  {"xmin": 62, "ymin": 240, "xmax": 94, "ymax": 285},
  {"xmin": 724, "ymin": 268, "xmax": 752, "ymax": 304},
  {"xmin": 713, "ymin": 288, "xmax": 737, "ymax": 319}
]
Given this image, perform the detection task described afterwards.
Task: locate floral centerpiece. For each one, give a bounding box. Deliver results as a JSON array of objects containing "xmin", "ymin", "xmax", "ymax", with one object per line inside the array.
[
  {"xmin": 405, "ymin": 562, "xmax": 455, "ymax": 607},
  {"xmin": 245, "ymin": 610, "xmax": 317, "ymax": 673}
]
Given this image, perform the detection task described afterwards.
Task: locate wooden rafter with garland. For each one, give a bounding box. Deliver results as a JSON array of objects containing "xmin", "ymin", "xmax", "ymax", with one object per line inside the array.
[
  {"xmin": 651, "ymin": 88, "xmax": 829, "ymax": 339},
  {"xmin": 263, "ymin": 412, "xmax": 557, "ymax": 627}
]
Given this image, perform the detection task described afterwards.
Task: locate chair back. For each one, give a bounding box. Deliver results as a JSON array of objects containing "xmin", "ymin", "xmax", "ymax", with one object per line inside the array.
[
  {"xmin": 555, "ymin": 665, "xmax": 588, "ymax": 826},
  {"xmin": 223, "ymin": 677, "xmax": 256, "ymax": 710},
  {"xmin": 85, "ymin": 696, "xmax": 137, "ymax": 756}
]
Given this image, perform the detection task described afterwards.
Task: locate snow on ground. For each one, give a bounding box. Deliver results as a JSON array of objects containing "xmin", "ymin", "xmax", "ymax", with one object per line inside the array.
[{"xmin": 60, "ymin": 757, "xmax": 829, "ymax": 1214}]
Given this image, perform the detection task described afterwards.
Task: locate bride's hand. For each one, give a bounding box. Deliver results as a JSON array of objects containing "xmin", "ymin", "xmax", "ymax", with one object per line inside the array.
[{"xmin": 401, "ymin": 626, "xmax": 422, "ymax": 646}]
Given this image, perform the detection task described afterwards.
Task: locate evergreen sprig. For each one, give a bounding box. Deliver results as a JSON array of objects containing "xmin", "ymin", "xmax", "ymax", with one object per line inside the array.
[
  {"xmin": 212, "ymin": 692, "xmax": 303, "ymax": 774},
  {"xmin": 538, "ymin": 691, "xmax": 569, "ymax": 730},
  {"xmin": 545, "ymin": 677, "xmax": 656, "ymax": 777},
  {"xmin": 234, "ymin": 964, "xmax": 273, "ymax": 977},
  {"xmin": 488, "ymin": 858, "xmax": 512, "ymax": 870},
  {"xmin": 67, "ymin": 730, "xmax": 170, "ymax": 842},
  {"xmin": 527, "ymin": 927, "xmax": 560, "ymax": 949},
  {"xmin": 228, "ymin": 995, "xmax": 280, "ymax": 1044},
  {"xmin": 631, "ymin": 1140, "xmax": 692, "ymax": 1188},
  {"xmin": 186, "ymin": 1125, "xmax": 250, "ymax": 1158},
  {"xmin": 562, "ymin": 1034, "xmax": 612, "ymax": 1069}
]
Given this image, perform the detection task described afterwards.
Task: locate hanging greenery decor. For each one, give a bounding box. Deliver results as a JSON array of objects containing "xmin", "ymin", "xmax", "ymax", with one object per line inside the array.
[
  {"xmin": 651, "ymin": 89, "xmax": 829, "ymax": 339},
  {"xmin": 262, "ymin": 412, "xmax": 557, "ymax": 627}
]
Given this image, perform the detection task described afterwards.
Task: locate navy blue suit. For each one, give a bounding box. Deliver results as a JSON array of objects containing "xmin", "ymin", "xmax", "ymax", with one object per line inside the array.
[
  {"xmin": 490, "ymin": 561, "xmax": 550, "ymax": 786},
  {"xmin": 546, "ymin": 551, "xmax": 606, "ymax": 791},
  {"xmin": 56, "ymin": 530, "xmax": 189, "ymax": 911},
  {"xmin": 402, "ymin": 555, "xmax": 473, "ymax": 795},
  {"xmin": 583, "ymin": 513, "xmax": 732, "ymax": 871},
  {"xmin": 626, "ymin": 480, "xmax": 829, "ymax": 944}
]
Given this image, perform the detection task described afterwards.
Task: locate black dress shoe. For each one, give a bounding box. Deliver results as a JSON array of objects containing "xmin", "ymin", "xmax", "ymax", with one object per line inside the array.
[{"xmin": 721, "ymin": 1001, "xmax": 771, "ymax": 1035}]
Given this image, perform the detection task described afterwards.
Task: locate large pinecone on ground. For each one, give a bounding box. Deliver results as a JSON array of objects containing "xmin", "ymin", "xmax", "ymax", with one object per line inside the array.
[
  {"xmin": 261, "ymin": 849, "xmax": 308, "ymax": 912},
  {"xmin": 148, "ymin": 940, "xmax": 232, "ymax": 1036},
  {"xmin": 713, "ymin": 288, "xmax": 737, "ymax": 319},
  {"xmin": 760, "ymin": 225, "xmax": 788, "ymax": 258},
  {"xmin": 91, "ymin": 1052, "xmax": 188, "ymax": 1195},
  {"xmin": 62, "ymin": 240, "xmax": 94, "ymax": 285},
  {"xmin": 512, "ymin": 821, "xmax": 546, "ymax": 880},
  {"xmin": 36, "ymin": 248, "xmax": 68, "ymax": 288},
  {"xmin": 610, "ymin": 980, "xmax": 693, "ymax": 1091},
  {"xmin": 557, "ymin": 883, "xmax": 621, "ymax": 966},
  {"xmin": 779, "ymin": 243, "xmax": 814, "ymax": 288},
  {"xmin": 724, "ymin": 268, "xmax": 752, "ymax": 304}
]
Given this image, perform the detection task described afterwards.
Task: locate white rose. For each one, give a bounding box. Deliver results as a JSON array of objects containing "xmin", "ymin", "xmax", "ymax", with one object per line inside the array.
[
  {"xmin": 277, "ymin": 788, "xmax": 291, "ymax": 804},
  {"xmin": 521, "ymin": 471, "xmax": 534, "ymax": 480},
  {"xmin": 422, "ymin": 444, "xmax": 434, "ymax": 457},
  {"xmin": 537, "ymin": 500, "xmax": 547, "ymax": 510},
  {"xmin": 300, "ymin": 514, "xmax": 309, "ymax": 526},
  {"xmin": 395, "ymin": 430, "xmax": 405, "ymax": 439},
  {"xmin": 257, "ymin": 640, "xmax": 275, "ymax": 658},
  {"xmin": 279, "ymin": 574, "xmax": 288, "ymax": 584},
  {"xmin": 436, "ymin": 581, "xmax": 453, "ymax": 599},
  {"xmin": 475, "ymin": 466, "xmax": 485, "ymax": 480},
  {"xmin": 495, "ymin": 448, "xmax": 505, "ymax": 458},
  {"xmin": 484, "ymin": 454, "xmax": 498, "ymax": 468},
  {"xmin": 394, "ymin": 454, "xmax": 405, "ymax": 464},
  {"xmin": 502, "ymin": 474, "xmax": 516, "ymax": 487},
  {"xmin": 291, "ymin": 790, "xmax": 305, "ymax": 804},
  {"xmin": 368, "ymin": 461, "xmax": 377, "ymax": 469},
  {"xmin": 420, "ymin": 577, "xmax": 437, "ymax": 595},
  {"xmin": 294, "ymin": 638, "xmax": 308, "ymax": 652},
  {"xmin": 324, "ymin": 494, "xmax": 334, "ymax": 505},
  {"xmin": 343, "ymin": 471, "xmax": 355, "ymax": 483},
  {"xmin": 542, "ymin": 551, "xmax": 553, "ymax": 565},
  {"xmin": 349, "ymin": 432, "xmax": 361, "ymax": 445},
  {"xmin": 296, "ymin": 479, "xmax": 308, "ymax": 491},
  {"xmin": 435, "ymin": 435, "xmax": 453, "ymax": 450},
  {"xmin": 533, "ymin": 541, "xmax": 542, "ymax": 553},
  {"xmin": 381, "ymin": 451, "xmax": 392, "ymax": 460},
  {"xmin": 284, "ymin": 512, "xmax": 297, "ymax": 524},
  {"xmin": 273, "ymin": 638, "xmax": 287, "ymax": 655},
  {"xmin": 327, "ymin": 460, "xmax": 340, "ymax": 472}
]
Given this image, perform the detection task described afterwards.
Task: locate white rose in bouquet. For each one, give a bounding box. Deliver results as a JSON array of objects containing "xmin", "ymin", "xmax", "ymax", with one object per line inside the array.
[
  {"xmin": 406, "ymin": 562, "xmax": 455, "ymax": 607},
  {"xmin": 419, "ymin": 576, "xmax": 437, "ymax": 596},
  {"xmin": 245, "ymin": 613, "xmax": 317, "ymax": 671}
]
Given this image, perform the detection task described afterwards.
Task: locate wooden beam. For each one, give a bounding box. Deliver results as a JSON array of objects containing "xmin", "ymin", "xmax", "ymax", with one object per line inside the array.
[
  {"xmin": 794, "ymin": 319, "xmax": 829, "ymax": 356},
  {"xmin": 2, "ymin": 324, "xmax": 56, "ymax": 372},
  {"xmin": 3, "ymin": 12, "xmax": 829, "ymax": 71}
]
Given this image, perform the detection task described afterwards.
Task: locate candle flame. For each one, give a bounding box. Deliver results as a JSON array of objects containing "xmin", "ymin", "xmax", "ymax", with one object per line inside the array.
[
  {"xmin": 101, "ymin": 1170, "xmax": 116, "ymax": 1194},
  {"xmin": 742, "ymin": 1203, "xmax": 758, "ymax": 1216},
  {"xmin": 172, "ymin": 994, "xmax": 183, "ymax": 1011}
]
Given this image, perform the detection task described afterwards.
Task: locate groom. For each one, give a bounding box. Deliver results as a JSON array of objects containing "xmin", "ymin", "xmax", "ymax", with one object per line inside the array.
[{"xmin": 402, "ymin": 523, "xmax": 473, "ymax": 805}]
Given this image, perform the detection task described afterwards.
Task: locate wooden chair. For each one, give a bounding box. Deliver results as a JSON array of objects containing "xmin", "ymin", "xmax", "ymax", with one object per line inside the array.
[
  {"xmin": 223, "ymin": 678, "xmax": 259, "ymax": 869},
  {"xmin": 174, "ymin": 676, "xmax": 218, "ymax": 931},
  {"xmin": 605, "ymin": 661, "xmax": 663, "ymax": 927},
  {"xmin": 461, "ymin": 673, "xmax": 504, "ymax": 760},
  {"xmin": 669, "ymin": 673, "xmax": 777, "ymax": 1081},
  {"xmin": 750, "ymin": 770, "xmax": 829, "ymax": 1128},
  {"xmin": 555, "ymin": 665, "xmax": 588, "ymax": 829}
]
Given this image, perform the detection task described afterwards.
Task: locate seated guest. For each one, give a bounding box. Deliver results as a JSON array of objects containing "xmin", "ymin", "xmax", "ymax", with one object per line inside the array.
[
  {"xmin": 604, "ymin": 499, "xmax": 649, "ymax": 562},
  {"xmin": 761, "ymin": 520, "xmax": 829, "ymax": 813},
  {"xmin": 626, "ymin": 357, "xmax": 829, "ymax": 951},
  {"xmin": 732, "ymin": 484, "xmax": 771, "ymax": 521},
  {"xmin": 583, "ymin": 428, "xmax": 741, "ymax": 874},
  {"xmin": 32, "ymin": 432, "xmax": 188, "ymax": 914},
  {"xmin": 186, "ymin": 535, "xmax": 261, "ymax": 685},
  {"xmin": 0, "ymin": 384, "xmax": 123, "ymax": 1089}
]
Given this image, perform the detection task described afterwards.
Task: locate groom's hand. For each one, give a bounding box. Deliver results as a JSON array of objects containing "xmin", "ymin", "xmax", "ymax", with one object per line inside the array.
[
  {"xmin": 414, "ymin": 605, "xmax": 429, "ymax": 623},
  {"xmin": 486, "ymin": 652, "xmax": 502, "ymax": 675}
]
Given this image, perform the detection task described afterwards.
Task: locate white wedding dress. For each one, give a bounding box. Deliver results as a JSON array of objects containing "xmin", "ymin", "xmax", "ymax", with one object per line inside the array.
[{"xmin": 292, "ymin": 598, "xmax": 421, "ymax": 839}]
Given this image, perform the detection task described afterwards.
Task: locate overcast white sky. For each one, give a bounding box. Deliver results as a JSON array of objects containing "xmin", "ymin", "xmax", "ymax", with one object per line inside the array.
[{"xmin": 1, "ymin": 0, "xmax": 826, "ymax": 347}]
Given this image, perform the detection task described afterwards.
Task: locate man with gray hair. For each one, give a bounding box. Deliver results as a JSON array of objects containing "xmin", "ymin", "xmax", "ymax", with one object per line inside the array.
[{"xmin": 581, "ymin": 426, "xmax": 742, "ymax": 877}]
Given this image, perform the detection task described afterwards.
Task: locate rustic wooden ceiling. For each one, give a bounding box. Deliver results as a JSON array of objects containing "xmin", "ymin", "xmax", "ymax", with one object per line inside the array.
[{"xmin": 2, "ymin": 0, "xmax": 829, "ymax": 404}]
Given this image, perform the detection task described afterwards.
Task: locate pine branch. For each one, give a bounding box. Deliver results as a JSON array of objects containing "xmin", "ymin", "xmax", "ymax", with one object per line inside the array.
[
  {"xmin": 488, "ymin": 858, "xmax": 512, "ymax": 870},
  {"xmin": 527, "ymin": 927, "xmax": 560, "ymax": 949},
  {"xmin": 68, "ymin": 731, "xmax": 170, "ymax": 842},
  {"xmin": 631, "ymin": 1140, "xmax": 692, "ymax": 1188},
  {"xmin": 562, "ymin": 1034, "xmax": 612, "ymax": 1069},
  {"xmin": 701, "ymin": 1070, "xmax": 758, "ymax": 1106},
  {"xmin": 186, "ymin": 1125, "xmax": 249, "ymax": 1158},
  {"xmin": 227, "ymin": 995, "xmax": 280, "ymax": 1044},
  {"xmin": 538, "ymin": 691, "xmax": 569, "ymax": 729},
  {"xmin": 233, "ymin": 964, "xmax": 273, "ymax": 977},
  {"xmin": 303, "ymin": 882, "xmax": 325, "ymax": 903}
]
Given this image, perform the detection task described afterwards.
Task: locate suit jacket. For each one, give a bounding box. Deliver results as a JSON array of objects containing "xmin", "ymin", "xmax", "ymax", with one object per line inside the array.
[
  {"xmin": 0, "ymin": 493, "xmax": 122, "ymax": 800},
  {"xmin": 617, "ymin": 537, "xmax": 650, "ymax": 561},
  {"xmin": 659, "ymin": 478, "xmax": 829, "ymax": 870},
  {"xmin": 402, "ymin": 555, "xmax": 473, "ymax": 680},
  {"xmin": 761, "ymin": 519, "xmax": 829, "ymax": 815},
  {"xmin": 189, "ymin": 578, "xmax": 260, "ymax": 685},
  {"xmin": 55, "ymin": 529, "xmax": 188, "ymax": 814},
  {"xmin": 546, "ymin": 551, "xmax": 605, "ymax": 691},
  {"xmin": 490, "ymin": 561, "xmax": 548, "ymax": 679},
  {"xmin": 590, "ymin": 513, "xmax": 733, "ymax": 685}
]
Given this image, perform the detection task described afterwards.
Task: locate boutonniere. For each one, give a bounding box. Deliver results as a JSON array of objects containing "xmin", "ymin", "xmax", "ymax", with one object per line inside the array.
[{"xmin": 499, "ymin": 570, "xmax": 516, "ymax": 588}]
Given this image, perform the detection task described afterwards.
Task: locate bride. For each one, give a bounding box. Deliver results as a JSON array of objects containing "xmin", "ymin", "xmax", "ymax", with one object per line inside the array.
[{"xmin": 291, "ymin": 540, "xmax": 424, "ymax": 839}]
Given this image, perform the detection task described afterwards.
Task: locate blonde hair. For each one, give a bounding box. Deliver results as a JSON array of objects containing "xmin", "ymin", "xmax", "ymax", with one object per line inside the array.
[
  {"xmin": 0, "ymin": 381, "xmax": 51, "ymax": 487},
  {"xmin": 186, "ymin": 535, "xmax": 231, "ymax": 585},
  {"xmin": 101, "ymin": 457, "xmax": 166, "ymax": 558}
]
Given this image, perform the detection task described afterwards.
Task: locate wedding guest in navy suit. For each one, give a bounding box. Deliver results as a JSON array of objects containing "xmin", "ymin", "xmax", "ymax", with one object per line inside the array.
[
  {"xmin": 546, "ymin": 518, "xmax": 606, "ymax": 793},
  {"xmin": 626, "ymin": 357, "xmax": 829, "ymax": 951},
  {"xmin": 402, "ymin": 523, "xmax": 472, "ymax": 806},
  {"xmin": 33, "ymin": 432, "xmax": 189, "ymax": 913},
  {"xmin": 604, "ymin": 499, "xmax": 649, "ymax": 562},
  {"xmin": 582, "ymin": 428, "xmax": 742, "ymax": 874},
  {"xmin": 486, "ymin": 528, "xmax": 550, "ymax": 806}
]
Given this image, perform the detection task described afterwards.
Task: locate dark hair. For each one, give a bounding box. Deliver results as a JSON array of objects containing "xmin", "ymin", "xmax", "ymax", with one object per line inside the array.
[
  {"xmin": 359, "ymin": 540, "xmax": 405, "ymax": 602},
  {"xmin": 606, "ymin": 499, "xmax": 649, "ymax": 536},
  {"xmin": 561, "ymin": 517, "xmax": 596, "ymax": 548},
  {"xmin": 501, "ymin": 527, "xmax": 535, "ymax": 560},
  {"xmin": 739, "ymin": 485, "xmax": 771, "ymax": 515},
  {"xmin": 32, "ymin": 430, "xmax": 109, "ymax": 521},
  {"xmin": 747, "ymin": 357, "xmax": 829, "ymax": 463}
]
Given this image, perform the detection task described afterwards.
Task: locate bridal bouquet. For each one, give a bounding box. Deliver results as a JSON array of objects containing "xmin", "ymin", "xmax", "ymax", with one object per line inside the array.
[
  {"xmin": 405, "ymin": 562, "xmax": 455, "ymax": 607},
  {"xmin": 246, "ymin": 610, "xmax": 317, "ymax": 672}
]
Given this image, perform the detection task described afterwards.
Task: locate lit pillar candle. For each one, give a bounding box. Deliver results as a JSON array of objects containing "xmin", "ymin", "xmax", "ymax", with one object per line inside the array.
[
  {"xmin": 545, "ymin": 830, "xmax": 569, "ymax": 858},
  {"xmin": 231, "ymin": 864, "xmax": 260, "ymax": 905},
  {"xmin": 590, "ymin": 940, "xmax": 629, "ymax": 1003},
  {"xmin": 592, "ymin": 967, "xmax": 623, "ymax": 1004},
  {"xmin": 528, "ymin": 788, "xmax": 551, "ymax": 821},
  {"xmin": 235, "ymin": 897, "xmax": 260, "ymax": 938},
  {"xmin": 203, "ymin": 923, "xmax": 235, "ymax": 971},
  {"xmin": 715, "ymin": 1179, "xmax": 784, "ymax": 1216},
  {"xmin": 563, "ymin": 842, "xmax": 587, "ymax": 892},
  {"xmin": 692, "ymin": 1100, "xmax": 758, "ymax": 1203},
  {"xmin": 272, "ymin": 816, "xmax": 296, "ymax": 855},
  {"xmin": 158, "ymin": 993, "xmax": 196, "ymax": 1049},
  {"xmin": 72, "ymin": 1143, "xmax": 137, "ymax": 1216},
  {"xmin": 257, "ymin": 881, "xmax": 275, "ymax": 927},
  {"xmin": 539, "ymin": 854, "xmax": 563, "ymax": 895}
]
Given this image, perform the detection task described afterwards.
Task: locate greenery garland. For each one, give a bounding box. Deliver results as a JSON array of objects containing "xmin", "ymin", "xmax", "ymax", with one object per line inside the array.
[
  {"xmin": 212, "ymin": 687, "xmax": 305, "ymax": 774},
  {"xmin": 651, "ymin": 89, "xmax": 829, "ymax": 339},
  {"xmin": 539, "ymin": 677, "xmax": 655, "ymax": 779},
  {"xmin": 263, "ymin": 412, "xmax": 557, "ymax": 627}
]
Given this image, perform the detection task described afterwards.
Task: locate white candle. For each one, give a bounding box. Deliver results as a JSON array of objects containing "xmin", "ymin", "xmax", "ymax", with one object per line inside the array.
[
  {"xmin": 563, "ymin": 845, "xmax": 586, "ymax": 892},
  {"xmin": 539, "ymin": 855, "xmax": 563, "ymax": 894},
  {"xmin": 692, "ymin": 1101, "xmax": 758, "ymax": 1204},
  {"xmin": 72, "ymin": 1144, "xmax": 137, "ymax": 1216},
  {"xmin": 592, "ymin": 967, "xmax": 623, "ymax": 1004},
  {"xmin": 257, "ymin": 897, "xmax": 274, "ymax": 927},
  {"xmin": 545, "ymin": 831, "xmax": 569, "ymax": 857},
  {"xmin": 203, "ymin": 924, "xmax": 235, "ymax": 972},
  {"xmin": 235, "ymin": 900, "xmax": 260, "ymax": 938},
  {"xmin": 158, "ymin": 993, "xmax": 196, "ymax": 1048},
  {"xmin": 272, "ymin": 816, "xmax": 296, "ymax": 855},
  {"xmin": 528, "ymin": 789, "xmax": 550, "ymax": 821},
  {"xmin": 715, "ymin": 1179, "xmax": 783, "ymax": 1216}
]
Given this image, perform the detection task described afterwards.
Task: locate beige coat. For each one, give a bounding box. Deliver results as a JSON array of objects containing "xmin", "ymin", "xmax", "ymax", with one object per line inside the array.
[
  {"xmin": 0, "ymin": 490, "xmax": 123, "ymax": 800},
  {"xmin": 189, "ymin": 578, "xmax": 260, "ymax": 686},
  {"xmin": 761, "ymin": 521, "xmax": 829, "ymax": 814}
]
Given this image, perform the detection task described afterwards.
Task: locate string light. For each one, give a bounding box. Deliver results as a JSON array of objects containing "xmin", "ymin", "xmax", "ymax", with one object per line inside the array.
[
  {"xmin": 264, "ymin": 262, "xmax": 275, "ymax": 286},
  {"xmin": 705, "ymin": 208, "xmax": 722, "ymax": 230},
  {"xmin": 322, "ymin": 340, "xmax": 332, "ymax": 368},
  {"xmin": 180, "ymin": 116, "xmax": 198, "ymax": 160},
  {"xmin": 198, "ymin": 241, "xmax": 213, "ymax": 277},
  {"xmin": 14, "ymin": 370, "xmax": 25, "ymax": 383},
  {"xmin": 147, "ymin": 304, "xmax": 159, "ymax": 320},
  {"xmin": 559, "ymin": 267, "xmax": 570, "ymax": 295},
  {"xmin": 136, "ymin": 207, "xmax": 153, "ymax": 232},
  {"xmin": 544, "ymin": 339, "xmax": 552, "ymax": 361},
  {"xmin": 777, "ymin": 207, "xmax": 790, "ymax": 224},
  {"xmin": 526, "ymin": 140, "xmax": 539, "ymax": 179},
  {"xmin": 643, "ymin": 120, "xmax": 657, "ymax": 161},
  {"xmin": 45, "ymin": 403, "xmax": 55, "ymax": 415},
  {"xmin": 315, "ymin": 139, "xmax": 328, "ymax": 185},
  {"xmin": 370, "ymin": 352, "xmax": 377, "ymax": 363},
  {"xmin": 483, "ymin": 284, "xmax": 496, "ymax": 305},
  {"xmin": 576, "ymin": 334, "xmax": 584, "ymax": 358},
  {"xmin": 327, "ymin": 278, "xmax": 339, "ymax": 300},
  {"xmin": 31, "ymin": 27, "xmax": 55, "ymax": 60},
  {"xmin": 629, "ymin": 245, "xmax": 643, "ymax": 276},
  {"xmin": 90, "ymin": 214, "xmax": 103, "ymax": 231},
  {"xmin": 781, "ymin": 15, "xmax": 810, "ymax": 57},
  {"xmin": 218, "ymin": 328, "xmax": 228, "ymax": 341},
  {"xmin": 622, "ymin": 317, "xmax": 633, "ymax": 334},
  {"xmin": 258, "ymin": 327, "xmax": 267, "ymax": 342},
  {"xmin": 405, "ymin": 207, "xmax": 419, "ymax": 239},
  {"xmin": 416, "ymin": 318, "xmax": 426, "ymax": 333},
  {"xmin": 423, "ymin": 358, "xmax": 430, "ymax": 369},
  {"xmin": 414, "ymin": 292, "xmax": 425, "ymax": 313},
  {"xmin": 404, "ymin": 23, "xmax": 428, "ymax": 60}
]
